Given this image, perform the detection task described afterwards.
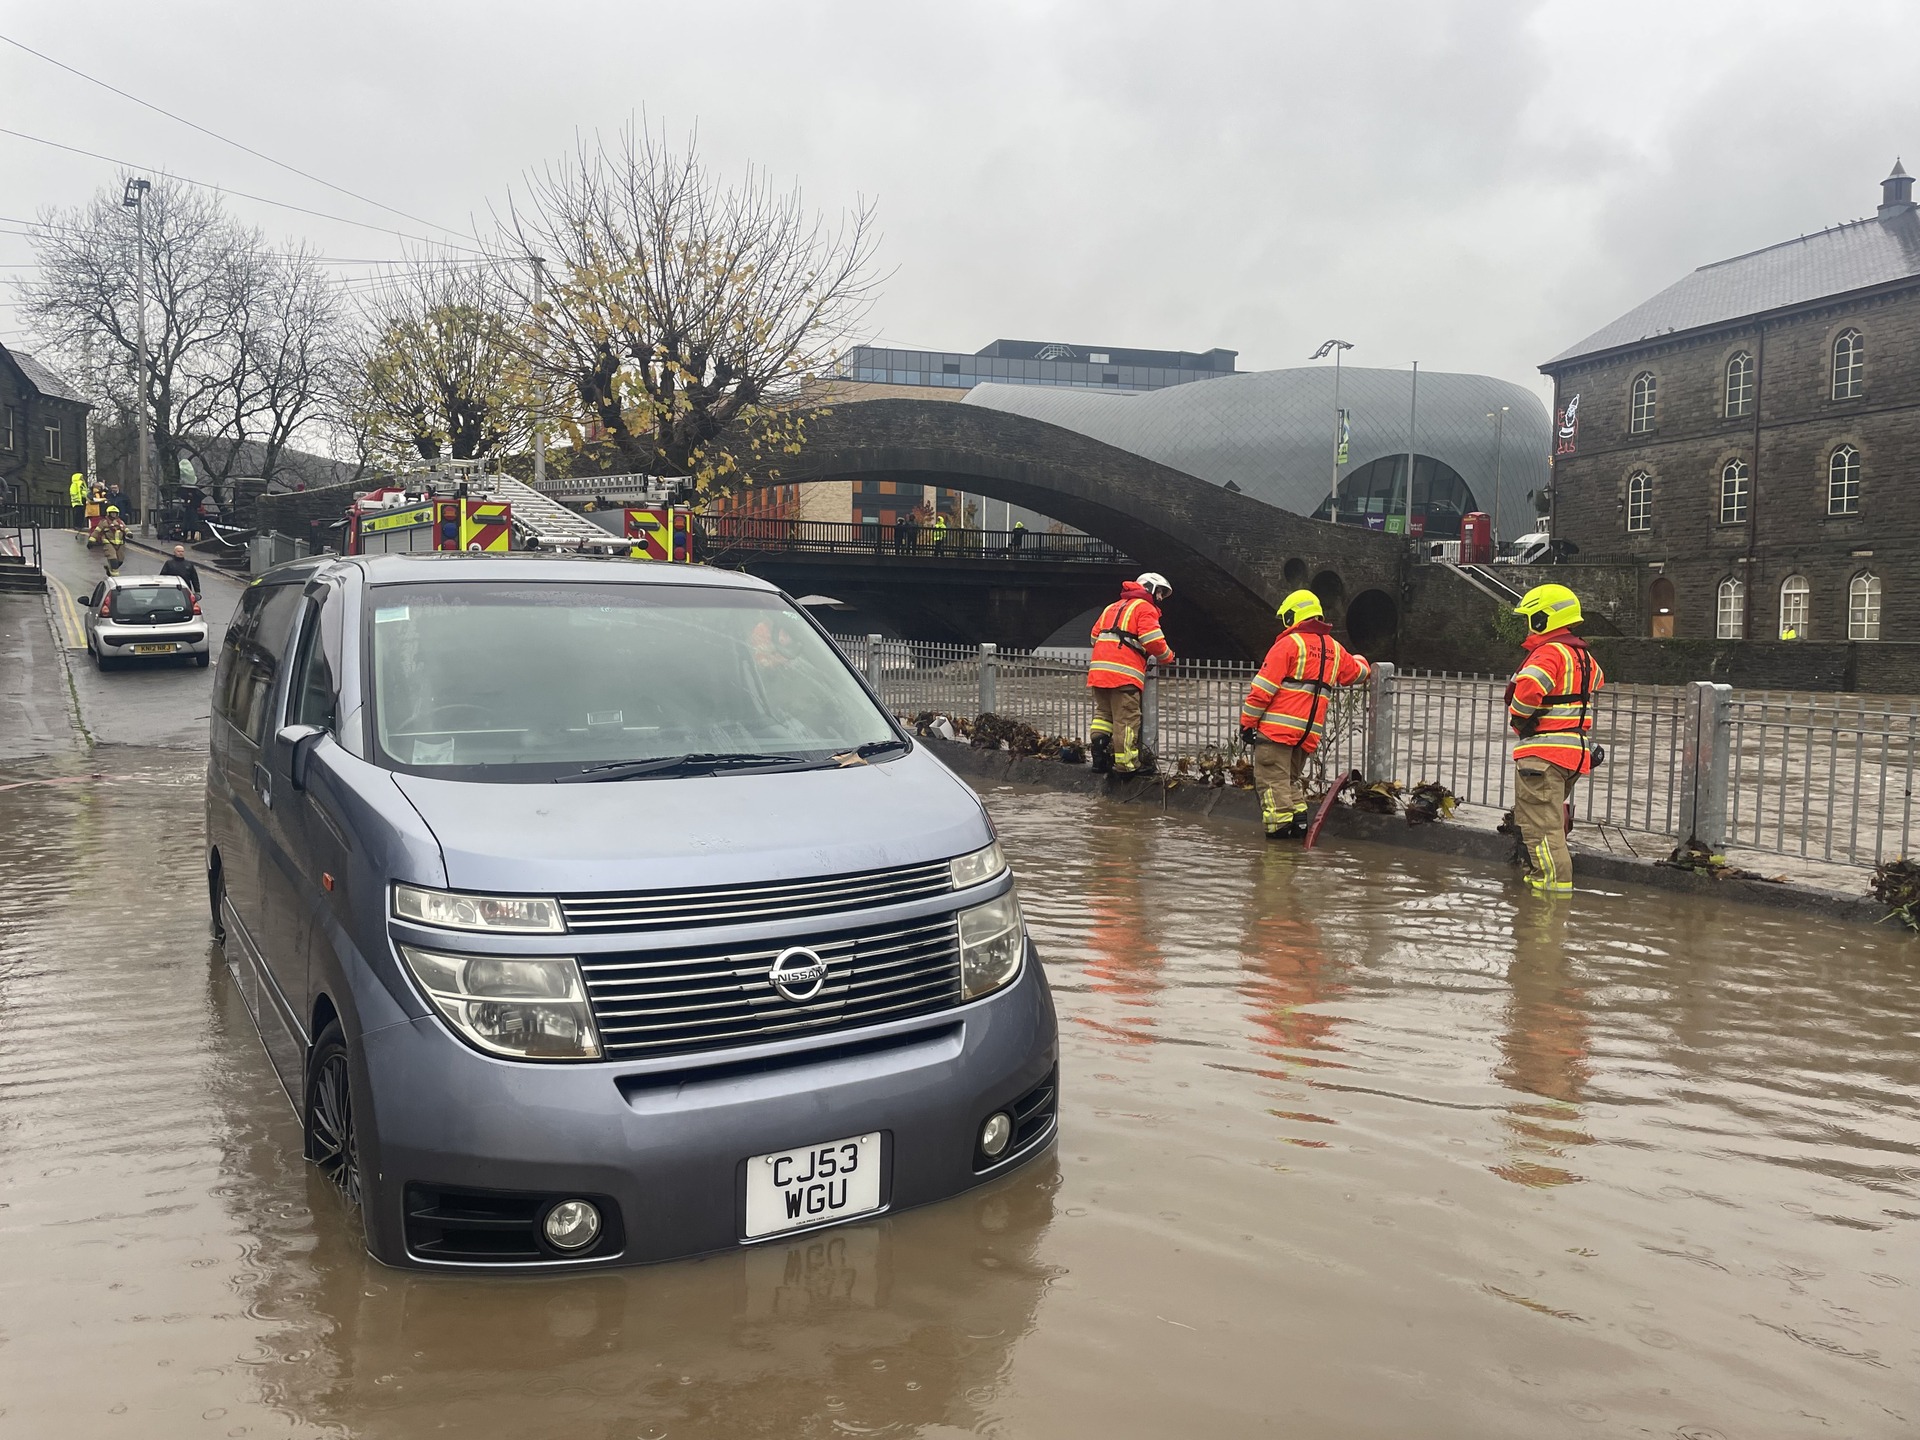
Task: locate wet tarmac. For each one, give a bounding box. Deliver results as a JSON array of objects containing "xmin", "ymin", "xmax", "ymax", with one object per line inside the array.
[{"xmin": 1, "ymin": 750, "xmax": 1916, "ymax": 1438}]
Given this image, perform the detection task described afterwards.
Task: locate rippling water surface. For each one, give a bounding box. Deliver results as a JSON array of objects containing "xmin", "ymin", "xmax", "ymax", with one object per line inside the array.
[{"xmin": 1, "ymin": 758, "xmax": 1915, "ymax": 1438}]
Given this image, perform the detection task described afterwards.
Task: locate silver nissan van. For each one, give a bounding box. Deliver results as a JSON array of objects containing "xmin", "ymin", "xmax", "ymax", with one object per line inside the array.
[{"xmin": 206, "ymin": 553, "xmax": 1057, "ymax": 1270}]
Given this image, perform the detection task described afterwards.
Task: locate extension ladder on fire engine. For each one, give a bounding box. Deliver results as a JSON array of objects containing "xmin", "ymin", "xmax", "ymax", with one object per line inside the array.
[{"xmin": 491, "ymin": 478, "xmax": 627, "ymax": 551}]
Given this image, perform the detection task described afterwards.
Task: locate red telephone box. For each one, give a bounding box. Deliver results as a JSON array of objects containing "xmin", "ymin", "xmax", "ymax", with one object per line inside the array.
[{"xmin": 1459, "ymin": 511, "xmax": 1493, "ymax": 565}]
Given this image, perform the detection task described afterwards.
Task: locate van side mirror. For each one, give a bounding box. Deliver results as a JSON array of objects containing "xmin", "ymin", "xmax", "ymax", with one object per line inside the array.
[{"xmin": 276, "ymin": 723, "xmax": 325, "ymax": 790}]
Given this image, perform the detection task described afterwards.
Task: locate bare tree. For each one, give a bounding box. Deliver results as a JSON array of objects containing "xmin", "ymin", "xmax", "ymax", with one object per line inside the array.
[
  {"xmin": 500, "ymin": 123, "xmax": 881, "ymax": 484},
  {"xmin": 345, "ymin": 256, "xmax": 531, "ymax": 464},
  {"xmin": 19, "ymin": 174, "xmax": 342, "ymax": 497}
]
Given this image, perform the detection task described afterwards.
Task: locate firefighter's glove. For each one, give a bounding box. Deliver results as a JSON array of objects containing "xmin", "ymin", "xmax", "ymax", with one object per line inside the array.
[{"xmin": 1239, "ymin": 727, "xmax": 1259, "ymax": 748}]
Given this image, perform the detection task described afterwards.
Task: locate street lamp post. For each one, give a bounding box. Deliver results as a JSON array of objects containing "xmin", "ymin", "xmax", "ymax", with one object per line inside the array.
[
  {"xmin": 122, "ymin": 177, "xmax": 152, "ymax": 536},
  {"xmin": 1402, "ymin": 360, "xmax": 1419, "ymax": 539},
  {"xmin": 1309, "ymin": 339, "xmax": 1353, "ymax": 522},
  {"xmin": 1486, "ymin": 404, "xmax": 1509, "ymax": 543},
  {"xmin": 530, "ymin": 255, "xmax": 547, "ymax": 490}
]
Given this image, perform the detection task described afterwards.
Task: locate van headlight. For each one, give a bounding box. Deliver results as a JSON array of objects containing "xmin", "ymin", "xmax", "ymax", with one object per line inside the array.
[
  {"xmin": 958, "ymin": 891, "xmax": 1024, "ymax": 1000},
  {"xmin": 950, "ymin": 841, "xmax": 1008, "ymax": 890},
  {"xmin": 393, "ymin": 883, "xmax": 564, "ymax": 934},
  {"xmin": 399, "ymin": 946, "xmax": 601, "ymax": 1060}
]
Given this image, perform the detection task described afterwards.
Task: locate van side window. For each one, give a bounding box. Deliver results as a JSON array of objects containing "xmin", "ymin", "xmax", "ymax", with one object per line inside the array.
[
  {"xmin": 288, "ymin": 595, "xmax": 338, "ymax": 732},
  {"xmin": 228, "ymin": 584, "xmax": 305, "ymax": 747},
  {"xmin": 214, "ymin": 589, "xmax": 265, "ymax": 724}
]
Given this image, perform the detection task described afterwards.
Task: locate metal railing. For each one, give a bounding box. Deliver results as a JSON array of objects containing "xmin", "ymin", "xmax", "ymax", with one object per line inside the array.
[
  {"xmin": 1, "ymin": 501, "xmax": 76, "ymax": 531},
  {"xmin": 700, "ymin": 515, "xmax": 1128, "ymax": 563},
  {"xmin": 833, "ymin": 634, "xmax": 1920, "ymax": 870}
]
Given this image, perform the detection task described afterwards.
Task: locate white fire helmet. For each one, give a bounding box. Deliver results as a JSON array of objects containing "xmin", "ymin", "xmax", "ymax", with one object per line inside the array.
[{"xmin": 1136, "ymin": 572, "xmax": 1173, "ymax": 600}]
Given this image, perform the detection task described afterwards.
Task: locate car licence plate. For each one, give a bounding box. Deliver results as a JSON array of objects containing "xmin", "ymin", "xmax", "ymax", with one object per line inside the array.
[
  {"xmin": 133, "ymin": 643, "xmax": 175, "ymax": 655},
  {"xmin": 744, "ymin": 1131, "xmax": 882, "ymax": 1239}
]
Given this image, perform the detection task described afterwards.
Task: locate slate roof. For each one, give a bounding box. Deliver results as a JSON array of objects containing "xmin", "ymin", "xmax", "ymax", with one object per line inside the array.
[
  {"xmin": 4, "ymin": 344, "xmax": 89, "ymax": 406},
  {"xmin": 1547, "ymin": 205, "xmax": 1920, "ymax": 367}
]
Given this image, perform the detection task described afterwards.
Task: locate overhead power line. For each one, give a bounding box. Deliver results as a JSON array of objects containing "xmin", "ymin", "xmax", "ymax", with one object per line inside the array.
[
  {"xmin": 0, "ymin": 125, "xmax": 490, "ymax": 254},
  {"xmin": 0, "ymin": 30, "xmax": 477, "ymax": 245}
]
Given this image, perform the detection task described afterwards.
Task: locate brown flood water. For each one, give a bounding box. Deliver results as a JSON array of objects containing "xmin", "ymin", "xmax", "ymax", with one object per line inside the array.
[{"xmin": 1, "ymin": 755, "xmax": 1916, "ymax": 1439}]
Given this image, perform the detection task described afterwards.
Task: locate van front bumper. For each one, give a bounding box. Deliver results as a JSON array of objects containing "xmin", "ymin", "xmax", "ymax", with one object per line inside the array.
[{"xmin": 354, "ymin": 944, "xmax": 1058, "ymax": 1270}]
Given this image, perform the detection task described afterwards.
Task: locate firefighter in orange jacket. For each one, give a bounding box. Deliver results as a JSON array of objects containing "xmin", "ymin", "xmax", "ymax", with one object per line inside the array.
[
  {"xmin": 1087, "ymin": 572, "xmax": 1175, "ymax": 775},
  {"xmin": 1507, "ymin": 583, "xmax": 1605, "ymax": 896},
  {"xmin": 1239, "ymin": 589, "xmax": 1370, "ymax": 838}
]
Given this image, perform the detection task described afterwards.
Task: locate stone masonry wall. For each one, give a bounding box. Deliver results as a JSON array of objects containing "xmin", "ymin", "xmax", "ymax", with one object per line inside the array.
[{"xmin": 1546, "ymin": 281, "xmax": 1920, "ymax": 645}]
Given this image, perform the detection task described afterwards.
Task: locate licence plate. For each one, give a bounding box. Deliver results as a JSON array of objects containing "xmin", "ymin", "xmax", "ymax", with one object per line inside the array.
[
  {"xmin": 744, "ymin": 1131, "xmax": 882, "ymax": 1239},
  {"xmin": 133, "ymin": 643, "xmax": 175, "ymax": 654}
]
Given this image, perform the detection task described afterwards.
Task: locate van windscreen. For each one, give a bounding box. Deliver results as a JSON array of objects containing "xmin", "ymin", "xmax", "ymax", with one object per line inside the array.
[{"xmin": 367, "ymin": 582, "xmax": 897, "ymax": 780}]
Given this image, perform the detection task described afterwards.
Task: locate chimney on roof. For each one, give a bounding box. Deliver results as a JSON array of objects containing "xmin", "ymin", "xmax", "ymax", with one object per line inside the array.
[{"xmin": 1880, "ymin": 158, "xmax": 1915, "ymax": 216}]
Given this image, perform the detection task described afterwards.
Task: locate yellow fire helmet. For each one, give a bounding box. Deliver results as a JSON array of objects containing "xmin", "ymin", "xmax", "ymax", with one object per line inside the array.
[
  {"xmin": 1276, "ymin": 589, "xmax": 1324, "ymax": 627},
  {"xmin": 1514, "ymin": 582, "xmax": 1583, "ymax": 634},
  {"xmin": 106, "ymin": 505, "xmax": 121, "ymax": 515}
]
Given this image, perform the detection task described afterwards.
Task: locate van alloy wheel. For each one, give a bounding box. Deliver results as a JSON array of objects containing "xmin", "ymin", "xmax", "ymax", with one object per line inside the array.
[{"xmin": 309, "ymin": 1038, "xmax": 362, "ymax": 1210}]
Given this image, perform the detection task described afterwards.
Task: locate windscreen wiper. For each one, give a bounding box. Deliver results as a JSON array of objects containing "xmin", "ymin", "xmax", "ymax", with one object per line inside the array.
[
  {"xmin": 555, "ymin": 752, "xmax": 808, "ymax": 783},
  {"xmin": 823, "ymin": 737, "xmax": 913, "ymax": 766}
]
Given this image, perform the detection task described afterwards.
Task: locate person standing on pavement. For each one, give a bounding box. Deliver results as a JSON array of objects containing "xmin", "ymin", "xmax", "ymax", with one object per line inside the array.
[
  {"xmin": 1507, "ymin": 583, "xmax": 1606, "ymax": 897},
  {"xmin": 98, "ymin": 506, "xmax": 128, "ymax": 575},
  {"xmin": 160, "ymin": 543, "xmax": 201, "ymax": 595},
  {"xmin": 68, "ymin": 471, "xmax": 86, "ymax": 529},
  {"xmin": 1239, "ymin": 590, "xmax": 1371, "ymax": 838},
  {"xmin": 1087, "ymin": 572, "xmax": 1175, "ymax": 775}
]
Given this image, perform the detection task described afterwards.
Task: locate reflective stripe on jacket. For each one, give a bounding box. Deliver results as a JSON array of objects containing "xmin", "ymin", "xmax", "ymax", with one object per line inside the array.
[
  {"xmin": 1087, "ymin": 583, "xmax": 1173, "ymax": 690},
  {"xmin": 1508, "ymin": 631, "xmax": 1605, "ymax": 773},
  {"xmin": 1240, "ymin": 620, "xmax": 1370, "ymax": 752}
]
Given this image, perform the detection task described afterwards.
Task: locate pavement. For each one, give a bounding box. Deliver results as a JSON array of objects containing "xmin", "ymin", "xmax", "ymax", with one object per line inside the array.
[{"xmin": 15, "ymin": 527, "xmax": 247, "ymax": 753}]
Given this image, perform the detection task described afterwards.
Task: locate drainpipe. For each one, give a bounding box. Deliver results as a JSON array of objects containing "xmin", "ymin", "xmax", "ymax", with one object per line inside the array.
[{"xmin": 1743, "ymin": 323, "xmax": 1765, "ymax": 639}]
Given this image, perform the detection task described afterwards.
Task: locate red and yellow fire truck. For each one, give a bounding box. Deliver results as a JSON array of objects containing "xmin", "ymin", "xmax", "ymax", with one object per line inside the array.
[{"xmin": 346, "ymin": 479, "xmax": 513, "ymax": 556}]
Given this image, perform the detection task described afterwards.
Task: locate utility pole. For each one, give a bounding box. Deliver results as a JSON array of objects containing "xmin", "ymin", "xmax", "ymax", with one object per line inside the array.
[
  {"xmin": 123, "ymin": 177, "xmax": 152, "ymax": 536},
  {"xmin": 1309, "ymin": 339, "xmax": 1353, "ymax": 522},
  {"xmin": 1402, "ymin": 360, "xmax": 1419, "ymax": 538},
  {"xmin": 1486, "ymin": 404, "xmax": 1509, "ymax": 543},
  {"xmin": 530, "ymin": 255, "xmax": 547, "ymax": 490}
]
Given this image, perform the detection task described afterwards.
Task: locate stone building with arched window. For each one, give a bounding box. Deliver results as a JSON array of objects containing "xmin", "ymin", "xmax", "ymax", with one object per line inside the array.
[{"xmin": 1541, "ymin": 160, "xmax": 1920, "ymax": 642}]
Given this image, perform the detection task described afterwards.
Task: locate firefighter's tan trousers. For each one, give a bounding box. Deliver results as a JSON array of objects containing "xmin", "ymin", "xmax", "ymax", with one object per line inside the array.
[
  {"xmin": 1252, "ymin": 740, "xmax": 1310, "ymax": 834},
  {"xmin": 1090, "ymin": 686, "xmax": 1143, "ymax": 773},
  {"xmin": 1514, "ymin": 760, "xmax": 1578, "ymax": 893}
]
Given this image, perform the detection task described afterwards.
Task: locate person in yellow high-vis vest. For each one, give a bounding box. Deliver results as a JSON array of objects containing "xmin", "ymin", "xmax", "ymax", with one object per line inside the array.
[
  {"xmin": 68, "ymin": 472, "xmax": 86, "ymax": 530},
  {"xmin": 1506, "ymin": 584, "xmax": 1605, "ymax": 896}
]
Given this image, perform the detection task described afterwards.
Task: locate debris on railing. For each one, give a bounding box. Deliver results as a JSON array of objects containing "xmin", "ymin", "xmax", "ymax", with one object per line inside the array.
[
  {"xmin": 1869, "ymin": 858, "xmax": 1920, "ymax": 928},
  {"xmin": 1405, "ymin": 783, "xmax": 1457, "ymax": 825},
  {"xmin": 1171, "ymin": 748, "xmax": 1247, "ymax": 788}
]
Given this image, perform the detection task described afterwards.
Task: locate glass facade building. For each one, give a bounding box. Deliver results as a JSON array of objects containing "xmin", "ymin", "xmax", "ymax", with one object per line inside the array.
[{"xmin": 833, "ymin": 338, "xmax": 1236, "ymax": 395}]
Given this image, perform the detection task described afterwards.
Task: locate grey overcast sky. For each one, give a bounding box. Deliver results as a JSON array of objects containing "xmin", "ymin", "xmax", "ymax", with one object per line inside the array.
[{"xmin": 5, "ymin": 0, "xmax": 1918, "ymax": 404}]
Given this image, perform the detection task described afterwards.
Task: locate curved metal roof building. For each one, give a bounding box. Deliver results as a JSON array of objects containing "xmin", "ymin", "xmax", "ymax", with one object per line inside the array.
[{"xmin": 962, "ymin": 365, "xmax": 1549, "ymax": 538}]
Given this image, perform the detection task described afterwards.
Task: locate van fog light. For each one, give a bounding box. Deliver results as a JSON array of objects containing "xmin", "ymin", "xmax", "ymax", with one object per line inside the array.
[
  {"xmin": 543, "ymin": 1199, "xmax": 602, "ymax": 1251},
  {"xmin": 980, "ymin": 1112, "xmax": 1013, "ymax": 1158}
]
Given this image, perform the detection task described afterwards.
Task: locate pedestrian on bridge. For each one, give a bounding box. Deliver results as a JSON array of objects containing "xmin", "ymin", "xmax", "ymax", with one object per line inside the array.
[
  {"xmin": 1239, "ymin": 590, "xmax": 1371, "ymax": 838},
  {"xmin": 930, "ymin": 511, "xmax": 950, "ymax": 555},
  {"xmin": 1088, "ymin": 572, "xmax": 1175, "ymax": 776},
  {"xmin": 1507, "ymin": 583, "xmax": 1605, "ymax": 897}
]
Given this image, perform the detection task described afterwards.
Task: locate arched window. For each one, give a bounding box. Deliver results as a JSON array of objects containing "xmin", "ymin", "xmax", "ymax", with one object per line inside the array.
[
  {"xmin": 1832, "ymin": 329, "xmax": 1864, "ymax": 399},
  {"xmin": 1719, "ymin": 458, "xmax": 1750, "ymax": 523},
  {"xmin": 1725, "ymin": 351, "xmax": 1754, "ymax": 417},
  {"xmin": 1625, "ymin": 471, "xmax": 1651, "ymax": 532},
  {"xmin": 1850, "ymin": 573, "xmax": 1882, "ymax": 641},
  {"xmin": 1717, "ymin": 577, "xmax": 1745, "ymax": 640},
  {"xmin": 1828, "ymin": 445, "xmax": 1861, "ymax": 515},
  {"xmin": 1629, "ymin": 372, "xmax": 1657, "ymax": 433},
  {"xmin": 1779, "ymin": 574, "xmax": 1810, "ymax": 639}
]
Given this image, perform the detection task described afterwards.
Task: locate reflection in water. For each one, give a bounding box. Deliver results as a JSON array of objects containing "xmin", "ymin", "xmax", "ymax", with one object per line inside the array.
[{"xmin": 1, "ymin": 757, "xmax": 1916, "ymax": 1439}]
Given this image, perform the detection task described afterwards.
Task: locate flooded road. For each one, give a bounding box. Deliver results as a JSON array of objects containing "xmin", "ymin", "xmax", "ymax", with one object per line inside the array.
[{"xmin": 0, "ymin": 757, "xmax": 1915, "ymax": 1438}]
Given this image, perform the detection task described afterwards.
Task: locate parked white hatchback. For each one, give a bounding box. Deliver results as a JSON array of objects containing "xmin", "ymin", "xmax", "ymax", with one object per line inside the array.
[{"xmin": 84, "ymin": 574, "xmax": 210, "ymax": 669}]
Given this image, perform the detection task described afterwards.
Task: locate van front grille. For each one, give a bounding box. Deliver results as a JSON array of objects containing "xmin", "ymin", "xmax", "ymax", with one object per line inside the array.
[
  {"xmin": 580, "ymin": 913, "xmax": 963, "ymax": 1059},
  {"xmin": 560, "ymin": 861, "xmax": 954, "ymax": 934}
]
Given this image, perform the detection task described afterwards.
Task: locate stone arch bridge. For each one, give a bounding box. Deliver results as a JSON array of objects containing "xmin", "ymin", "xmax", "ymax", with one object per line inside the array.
[{"xmin": 755, "ymin": 397, "xmax": 1414, "ymax": 659}]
